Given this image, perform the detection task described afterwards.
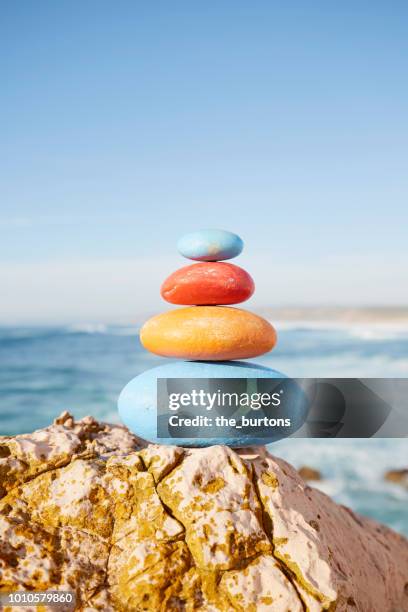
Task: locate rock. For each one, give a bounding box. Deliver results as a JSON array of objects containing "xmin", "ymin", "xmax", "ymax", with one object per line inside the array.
[
  {"xmin": 1, "ymin": 413, "xmax": 407, "ymax": 611},
  {"xmin": 385, "ymin": 468, "xmax": 408, "ymax": 488},
  {"xmin": 117, "ymin": 360, "xmax": 306, "ymax": 447},
  {"xmin": 298, "ymin": 465, "xmax": 322, "ymax": 481},
  {"xmin": 140, "ymin": 306, "xmax": 277, "ymax": 361},
  {"xmin": 177, "ymin": 229, "xmax": 243, "ymax": 261},
  {"xmin": 160, "ymin": 262, "xmax": 255, "ymax": 305}
]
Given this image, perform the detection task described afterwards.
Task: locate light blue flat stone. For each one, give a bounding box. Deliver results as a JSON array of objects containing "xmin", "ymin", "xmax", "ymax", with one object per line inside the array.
[
  {"xmin": 118, "ymin": 360, "xmax": 307, "ymax": 447},
  {"xmin": 177, "ymin": 229, "xmax": 243, "ymax": 261}
]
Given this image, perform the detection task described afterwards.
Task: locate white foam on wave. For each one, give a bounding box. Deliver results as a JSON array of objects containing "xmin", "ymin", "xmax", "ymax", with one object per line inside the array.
[
  {"xmin": 273, "ymin": 319, "xmax": 408, "ymax": 340},
  {"xmin": 66, "ymin": 324, "xmax": 140, "ymax": 336},
  {"xmin": 348, "ymin": 325, "xmax": 408, "ymax": 341},
  {"xmin": 272, "ymin": 440, "xmax": 408, "ymax": 492},
  {"xmin": 67, "ymin": 323, "xmax": 108, "ymax": 334}
]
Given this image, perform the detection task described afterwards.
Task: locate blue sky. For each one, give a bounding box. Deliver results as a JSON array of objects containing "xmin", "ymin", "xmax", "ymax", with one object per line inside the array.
[{"xmin": 1, "ymin": 2, "xmax": 407, "ymax": 323}]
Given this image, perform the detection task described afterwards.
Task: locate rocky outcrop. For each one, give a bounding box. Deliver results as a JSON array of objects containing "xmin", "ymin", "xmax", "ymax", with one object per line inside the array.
[
  {"xmin": 385, "ymin": 468, "xmax": 408, "ymax": 489},
  {"xmin": 297, "ymin": 466, "xmax": 322, "ymax": 482},
  {"xmin": 1, "ymin": 413, "xmax": 407, "ymax": 611}
]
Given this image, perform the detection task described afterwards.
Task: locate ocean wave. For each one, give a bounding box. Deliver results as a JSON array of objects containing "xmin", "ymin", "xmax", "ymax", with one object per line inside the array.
[
  {"xmin": 274, "ymin": 319, "xmax": 408, "ymax": 340},
  {"xmin": 66, "ymin": 323, "xmax": 109, "ymax": 334},
  {"xmin": 66, "ymin": 324, "xmax": 139, "ymax": 336},
  {"xmin": 0, "ymin": 327, "xmax": 65, "ymax": 343},
  {"xmin": 348, "ymin": 325, "xmax": 408, "ymax": 341}
]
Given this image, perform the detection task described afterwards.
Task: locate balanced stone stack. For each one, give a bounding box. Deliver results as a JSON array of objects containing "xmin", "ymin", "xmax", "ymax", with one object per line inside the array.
[
  {"xmin": 143, "ymin": 229, "xmax": 277, "ymax": 361},
  {"xmin": 119, "ymin": 229, "xmax": 288, "ymax": 447}
]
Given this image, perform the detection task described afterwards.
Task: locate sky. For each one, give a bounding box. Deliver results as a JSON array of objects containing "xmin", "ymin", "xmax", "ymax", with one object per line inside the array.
[{"xmin": 1, "ymin": 2, "xmax": 408, "ymax": 324}]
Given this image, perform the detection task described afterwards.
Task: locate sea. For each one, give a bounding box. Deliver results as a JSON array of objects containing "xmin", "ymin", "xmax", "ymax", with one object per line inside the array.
[{"xmin": 0, "ymin": 322, "xmax": 407, "ymax": 536}]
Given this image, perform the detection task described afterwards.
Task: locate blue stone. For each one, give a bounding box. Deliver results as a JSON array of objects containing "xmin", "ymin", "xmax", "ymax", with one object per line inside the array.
[
  {"xmin": 177, "ymin": 229, "xmax": 244, "ymax": 261},
  {"xmin": 118, "ymin": 360, "xmax": 307, "ymax": 447}
]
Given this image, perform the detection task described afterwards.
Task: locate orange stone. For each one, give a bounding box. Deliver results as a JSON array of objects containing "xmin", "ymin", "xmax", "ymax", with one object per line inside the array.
[{"xmin": 140, "ymin": 306, "xmax": 277, "ymax": 361}]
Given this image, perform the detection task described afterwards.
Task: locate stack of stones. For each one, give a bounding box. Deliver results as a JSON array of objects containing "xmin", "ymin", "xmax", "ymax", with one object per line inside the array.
[
  {"xmin": 118, "ymin": 229, "xmax": 287, "ymax": 447},
  {"xmin": 142, "ymin": 229, "xmax": 277, "ymax": 361}
]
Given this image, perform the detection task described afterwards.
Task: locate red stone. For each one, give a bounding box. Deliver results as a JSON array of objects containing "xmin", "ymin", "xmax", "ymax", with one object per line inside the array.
[{"xmin": 160, "ymin": 262, "xmax": 255, "ymax": 305}]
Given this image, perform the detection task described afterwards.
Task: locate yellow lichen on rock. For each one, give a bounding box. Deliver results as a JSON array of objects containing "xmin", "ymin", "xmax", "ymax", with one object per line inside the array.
[
  {"xmin": 220, "ymin": 555, "xmax": 303, "ymax": 611},
  {"xmin": 110, "ymin": 539, "xmax": 192, "ymax": 611},
  {"xmin": 157, "ymin": 445, "xmax": 271, "ymax": 571},
  {"xmin": 1, "ymin": 413, "xmax": 408, "ymax": 611}
]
